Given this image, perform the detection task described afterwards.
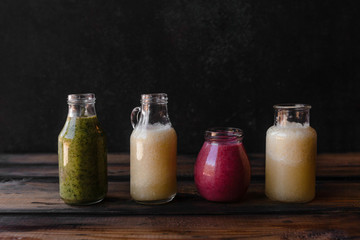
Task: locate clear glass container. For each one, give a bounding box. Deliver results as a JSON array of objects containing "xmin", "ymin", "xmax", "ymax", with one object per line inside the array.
[
  {"xmin": 265, "ymin": 104, "xmax": 317, "ymax": 203},
  {"xmin": 58, "ymin": 93, "xmax": 107, "ymax": 205},
  {"xmin": 194, "ymin": 127, "xmax": 251, "ymax": 202},
  {"xmin": 130, "ymin": 93, "xmax": 177, "ymax": 204}
]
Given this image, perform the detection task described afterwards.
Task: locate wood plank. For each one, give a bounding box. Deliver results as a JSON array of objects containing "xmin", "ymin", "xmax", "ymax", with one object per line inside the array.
[
  {"xmin": 0, "ymin": 213, "xmax": 359, "ymax": 239},
  {"xmin": 0, "ymin": 153, "xmax": 359, "ymax": 178},
  {"xmin": 0, "ymin": 179, "xmax": 359, "ymax": 214},
  {"xmin": 0, "ymin": 153, "xmax": 359, "ymax": 239}
]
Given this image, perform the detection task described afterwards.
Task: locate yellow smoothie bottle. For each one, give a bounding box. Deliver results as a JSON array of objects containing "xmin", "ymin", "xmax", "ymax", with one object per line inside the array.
[{"xmin": 130, "ymin": 93, "xmax": 177, "ymax": 205}]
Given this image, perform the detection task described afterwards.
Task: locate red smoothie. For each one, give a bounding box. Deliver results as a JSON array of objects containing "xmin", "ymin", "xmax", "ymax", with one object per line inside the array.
[{"xmin": 194, "ymin": 129, "xmax": 250, "ymax": 202}]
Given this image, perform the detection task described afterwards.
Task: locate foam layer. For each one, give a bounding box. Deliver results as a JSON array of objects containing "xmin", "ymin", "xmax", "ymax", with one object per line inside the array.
[{"xmin": 266, "ymin": 122, "xmax": 317, "ymax": 165}]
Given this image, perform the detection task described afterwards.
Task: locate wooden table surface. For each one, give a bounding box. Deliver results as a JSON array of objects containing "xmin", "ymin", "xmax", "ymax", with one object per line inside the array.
[{"xmin": 0, "ymin": 153, "xmax": 359, "ymax": 239}]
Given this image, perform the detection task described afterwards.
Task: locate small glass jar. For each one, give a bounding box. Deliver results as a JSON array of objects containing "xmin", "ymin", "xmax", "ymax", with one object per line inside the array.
[
  {"xmin": 194, "ymin": 127, "xmax": 251, "ymax": 202},
  {"xmin": 265, "ymin": 104, "xmax": 317, "ymax": 203},
  {"xmin": 130, "ymin": 93, "xmax": 177, "ymax": 205},
  {"xmin": 58, "ymin": 93, "xmax": 107, "ymax": 205}
]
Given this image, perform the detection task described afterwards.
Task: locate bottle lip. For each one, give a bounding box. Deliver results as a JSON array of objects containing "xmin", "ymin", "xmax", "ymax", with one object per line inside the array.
[
  {"xmin": 205, "ymin": 127, "xmax": 244, "ymax": 142},
  {"xmin": 68, "ymin": 93, "xmax": 96, "ymax": 104},
  {"xmin": 273, "ymin": 103, "xmax": 311, "ymax": 110},
  {"xmin": 141, "ymin": 93, "xmax": 168, "ymax": 104}
]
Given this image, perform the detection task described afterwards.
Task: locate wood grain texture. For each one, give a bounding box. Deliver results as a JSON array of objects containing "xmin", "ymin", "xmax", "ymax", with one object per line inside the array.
[
  {"xmin": 0, "ymin": 180, "xmax": 359, "ymax": 214},
  {"xmin": 0, "ymin": 153, "xmax": 359, "ymax": 178},
  {"xmin": 0, "ymin": 214, "xmax": 359, "ymax": 239},
  {"xmin": 0, "ymin": 153, "xmax": 359, "ymax": 239}
]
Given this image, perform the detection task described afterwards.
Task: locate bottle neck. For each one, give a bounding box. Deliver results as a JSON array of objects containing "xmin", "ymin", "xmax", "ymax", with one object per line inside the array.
[
  {"xmin": 274, "ymin": 104, "xmax": 311, "ymax": 127},
  {"xmin": 139, "ymin": 102, "xmax": 170, "ymax": 125},
  {"xmin": 68, "ymin": 103, "xmax": 96, "ymax": 118},
  {"xmin": 67, "ymin": 93, "xmax": 97, "ymax": 118},
  {"xmin": 205, "ymin": 127, "xmax": 243, "ymax": 143}
]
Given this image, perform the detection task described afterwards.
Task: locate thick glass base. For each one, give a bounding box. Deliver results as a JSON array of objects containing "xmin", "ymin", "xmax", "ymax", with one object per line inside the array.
[
  {"xmin": 134, "ymin": 193, "xmax": 176, "ymax": 205},
  {"xmin": 61, "ymin": 196, "xmax": 105, "ymax": 206}
]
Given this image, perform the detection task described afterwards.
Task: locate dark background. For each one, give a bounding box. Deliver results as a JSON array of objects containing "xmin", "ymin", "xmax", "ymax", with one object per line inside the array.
[{"xmin": 0, "ymin": 0, "xmax": 359, "ymax": 154}]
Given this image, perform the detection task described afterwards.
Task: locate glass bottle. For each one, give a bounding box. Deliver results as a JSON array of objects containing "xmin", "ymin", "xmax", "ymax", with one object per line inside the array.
[
  {"xmin": 130, "ymin": 93, "xmax": 177, "ymax": 205},
  {"xmin": 194, "ymin": 127, "xmax": 251, "ymax": 202},
  {"xmin": 265, "ymin": 104, "xmax": 317, "ymax": 203},
  {"xmin": 58, "ymin": 93, "xmax": 107, "ymax": 205}
]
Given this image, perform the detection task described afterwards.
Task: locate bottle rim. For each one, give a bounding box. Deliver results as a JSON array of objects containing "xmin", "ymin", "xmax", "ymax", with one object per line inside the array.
[
  {"xmin": 68, "ymin": 93, "xmax": 96, "ymax": 104},
  {"xmin": 273, "ymin": 103, "xmax": 311, "ymax": 110},
  {"xmin": 141, "ymin": 93, "xmax": 168, "ymax": 104},
  {"xmin": 205, "ymin": 127, "xmax": 244, "ymax": 142}
]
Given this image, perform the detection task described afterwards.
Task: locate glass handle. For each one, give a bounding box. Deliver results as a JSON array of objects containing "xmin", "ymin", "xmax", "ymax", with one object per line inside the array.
[{"xmin": 131, "ymin": 107, "xmax": 141, "ymax": 129}]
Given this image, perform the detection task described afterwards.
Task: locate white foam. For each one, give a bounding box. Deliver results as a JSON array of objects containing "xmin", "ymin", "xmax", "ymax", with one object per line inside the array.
[{"xmin": 266, "ymin": 123, "xmax": 317, "ymax": 165}]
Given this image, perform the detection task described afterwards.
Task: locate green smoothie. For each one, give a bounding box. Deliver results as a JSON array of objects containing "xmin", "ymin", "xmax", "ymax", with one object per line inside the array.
[{"xmin": 58, "ymin": 115, "xmax": 107, "ymax": 205}]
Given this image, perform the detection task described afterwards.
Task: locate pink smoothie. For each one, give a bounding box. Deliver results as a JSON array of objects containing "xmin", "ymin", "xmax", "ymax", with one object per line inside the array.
[{"xmin": 194, "ymin": 141, "xmax": 250, "ymax": 202}]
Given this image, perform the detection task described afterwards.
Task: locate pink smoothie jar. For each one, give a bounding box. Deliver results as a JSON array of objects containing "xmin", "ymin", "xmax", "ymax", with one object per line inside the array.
[{"xmin": 194, "ymin": 127, "xmax": 251, "ymax": 202}]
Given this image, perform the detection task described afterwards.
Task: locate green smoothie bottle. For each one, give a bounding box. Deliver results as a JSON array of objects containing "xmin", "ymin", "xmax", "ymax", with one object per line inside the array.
[{"xmin": 58, "ymin": 93, "xmax": 107, "ymax": 205}]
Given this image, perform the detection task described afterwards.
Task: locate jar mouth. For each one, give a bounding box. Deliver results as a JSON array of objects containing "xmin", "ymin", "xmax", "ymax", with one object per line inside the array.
[
  {"xmin": 141, "ymin": 93, "xmax": 168, "ymax": 104},
  {"xmin": 68, "ymin": 93, "xmax": 96, "ymax": 104},
  {"xmin": 274, "ymin": 103, "xmax": 311, "ymax": 110},
  {"xmin": 205, "ymin": 127, "xmax": 244, "ymax": 142}
]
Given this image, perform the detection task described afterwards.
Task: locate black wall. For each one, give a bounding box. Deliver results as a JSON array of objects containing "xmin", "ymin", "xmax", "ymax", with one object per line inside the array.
[{"xmin": 0, "ymin": 0, "xmax": 359, "ymax": 154}]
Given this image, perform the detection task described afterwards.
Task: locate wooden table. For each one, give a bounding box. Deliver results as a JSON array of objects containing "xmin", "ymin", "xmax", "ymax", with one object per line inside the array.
[{"xmin": 0, "ymin": 153, "xmax": 359, "ymax": 239}]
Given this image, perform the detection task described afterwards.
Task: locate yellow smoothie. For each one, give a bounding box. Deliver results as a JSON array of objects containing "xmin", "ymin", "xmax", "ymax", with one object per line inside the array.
[
  {"xmin": 265, "ymin": 122, "xmax": 317, "ymax": 202},
  {"xmin": 130, "ymin": 123, "xmax": 177, "ymax": 203}
]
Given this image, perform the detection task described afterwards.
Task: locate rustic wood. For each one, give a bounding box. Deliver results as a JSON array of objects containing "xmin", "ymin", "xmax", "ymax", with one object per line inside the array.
[
  {"xmin": 0, "ymin": 153, "xmax": 359, "ymax": 178},
  {"xmin": 0, "ymin": 180, "xmax": 359, "ymax": 214},
  {"xmin": 0, "ymin": 214, "xmax": 359, "ymax": 239},
  {"xmin": 0, "ymin": 153, "xmax": 359, "ymax": 239}
]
